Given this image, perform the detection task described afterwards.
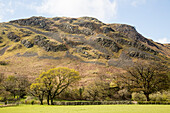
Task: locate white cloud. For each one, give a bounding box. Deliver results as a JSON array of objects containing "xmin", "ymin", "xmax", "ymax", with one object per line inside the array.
[
  {"xmin": 157, "ymin": 37, "xmax": 170, "ymax": 44},
  {"xmin": 35, "ymin": 0, "xmax": 117, "ymax": 22},
  {"xmin": 0, "ymin": 1, "xmax": 15, "ymax": 22},
  {"xmin": 0, "ymin": 2, "xmax": 4, "ymax": 22},
  {"xmin": 131, "ymin": 0, "xmax": 146, "ymax": 7}
]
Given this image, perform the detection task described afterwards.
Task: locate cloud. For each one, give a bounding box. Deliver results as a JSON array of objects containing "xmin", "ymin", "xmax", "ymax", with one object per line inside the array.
[
  {"xmin": 0, "ymin": 1, "xmax": 15, "ymax": 22},
  {"xmin": 0, "ymin": 2, "xmax": 4, "ymax": 22},
  {"xmin": 157, "ymin": 37, "xmax": 170, "ymax": 44},
  {"xmin": 35, "ymin": 0, "xmax": 117, "ymax": 22},
  {"xmin": 131, "ymin": 0, "xmax": 146, "ymax": 7}
]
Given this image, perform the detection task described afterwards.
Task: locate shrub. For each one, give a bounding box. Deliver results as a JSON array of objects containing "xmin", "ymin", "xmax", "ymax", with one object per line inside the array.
[
  {"xmin": 150, "ymin": 92, "xmax": 168, "ymax": 101},
  {"xmin": 138, "ymin": 101, "xmax": 170, "ymax": 105},
  {"xmin": 132, "ymin": 92, "xmax": 146, "ymax": 101},
  {"xmin": 31, "ymin": 100, "xmax": 34, "ymax": 105}
]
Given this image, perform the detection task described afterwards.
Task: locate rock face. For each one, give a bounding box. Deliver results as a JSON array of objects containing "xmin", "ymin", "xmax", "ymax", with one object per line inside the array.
[
  {"xmin": 56, "ymin": 23, "xmax": 93, "ymax": 36},
  {"xmin": 20, "ymin": 35, "xmax": 68, "ymax": 52},
  {"xmin": 115, "ymin": 38, "xmax": 158, "ymax": 54},
  {"xmin": 21, "ymin": 39, "xmax": 33, "ymax": 48},
  {"xmin": 96, "ymin": 38, "xmax": 122, "ymax": 53},
  {"xmin": 111, "ymin": 24, "xmax": 160, "ymax": 49},
  {"xmin": 33, "ymin": 35, "xmax": 68, "ymax": 52},
  {"xmin": 7, "ymin": 32, "xmax": 20, "ymax": 42},
  {"xmin": 10, "ymin": 16, "xmax": 53, "ymax": 31},
  {"xmin": 102, "ymin": 26, "xmax": 115, "ymax": 33}
]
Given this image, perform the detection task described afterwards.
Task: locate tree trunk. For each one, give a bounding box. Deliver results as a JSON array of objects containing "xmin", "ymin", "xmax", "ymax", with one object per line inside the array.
[
  {"xmin": 47, "ymin": 94, "xmax": 50, "ymax": 105},
  {"xmin": 144, "ymin": 93, "xmax": 150, "ymax": 101},
  {"xmin": 40, "ymin": 99, "xmax": 43, "ymax": 105},
  {"xmin": 51, "ymin": 98, "xmax": 54, "ymax": 105},
  {"xmin": 14, "ymin": 93, "xmax": 16, "ymax": 99}
]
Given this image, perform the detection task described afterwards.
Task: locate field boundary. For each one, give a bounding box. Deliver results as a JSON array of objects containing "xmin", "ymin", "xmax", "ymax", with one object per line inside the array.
[{"xmin": 53, "ymin": 101, "xmax": 135, "ymax": 105}]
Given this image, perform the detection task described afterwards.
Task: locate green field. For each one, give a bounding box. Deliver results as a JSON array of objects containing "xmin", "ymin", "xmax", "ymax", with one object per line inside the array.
[{"xmin": 0, "ymin": 105, "xmax": 170, "ymax": 113}]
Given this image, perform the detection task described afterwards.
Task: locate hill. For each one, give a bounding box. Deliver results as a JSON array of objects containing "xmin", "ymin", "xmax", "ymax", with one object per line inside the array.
[{"xmin": 0, "ymin": 16, "xmax": 169, "ymax": 85}]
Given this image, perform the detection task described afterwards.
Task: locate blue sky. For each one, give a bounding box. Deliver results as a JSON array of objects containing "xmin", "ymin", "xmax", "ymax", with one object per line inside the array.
[{"xmin": 0, "ymin": 0, "xmax": 169, "ymax": 43}]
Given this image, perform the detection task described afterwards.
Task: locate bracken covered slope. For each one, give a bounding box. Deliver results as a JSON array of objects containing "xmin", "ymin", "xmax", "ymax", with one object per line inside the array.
[{"xmin": 0, "ymin": 16, "xmax": 169, "ymax": 84}]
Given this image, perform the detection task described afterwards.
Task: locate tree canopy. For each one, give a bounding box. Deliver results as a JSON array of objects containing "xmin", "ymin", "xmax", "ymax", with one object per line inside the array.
[{"xmin": 30, "ymin": 67, "xmax": 80, "ymax": 105}]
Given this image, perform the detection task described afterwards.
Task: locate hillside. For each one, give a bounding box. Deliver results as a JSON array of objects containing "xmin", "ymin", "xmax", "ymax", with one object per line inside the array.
[{"xmin": 0, "ymin": 16, "xmax": 169, "ymax": 85}]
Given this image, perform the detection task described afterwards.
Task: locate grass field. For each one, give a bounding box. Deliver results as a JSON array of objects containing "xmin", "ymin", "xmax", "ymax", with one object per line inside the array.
[{"xmin": 0, "ymin": 105, "xmax": 170, "ymax": 113}]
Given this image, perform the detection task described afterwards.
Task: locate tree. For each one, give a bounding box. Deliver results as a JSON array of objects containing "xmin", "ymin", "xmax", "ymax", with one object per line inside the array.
[
  {"xmin": 119, "ymin": 61, "xmax": 170, "ymax": 101},
  {"xmin": 15, "ymin": 75, "xmax": 30, "ymax": 98},
  {"xmin": 1, "ymin": 75, "xmax": 30, "ymax": 99},
  {"xmin": 2, "ymin": 75, "xmax": 18, "ymax": 98},
  {"xmin": 0, "ymin": 73, "xmax": 5, "ymax": 93},
  {"xmin": 30, "ymin": 82, "xmax": 46, "ymax": 105},
  {"xmin": 85, "ymin": 78, "xmax": 110, "ymax": 101},
  {"xmin": 34, "ymin": 67, "xmax": 80, "ymax": 105}
]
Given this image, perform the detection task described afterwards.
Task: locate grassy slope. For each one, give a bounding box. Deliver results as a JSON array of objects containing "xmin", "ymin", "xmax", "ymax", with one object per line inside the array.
[{"xmin": 0, "ymin": 105, "xmax": 170, "ymax": 113}]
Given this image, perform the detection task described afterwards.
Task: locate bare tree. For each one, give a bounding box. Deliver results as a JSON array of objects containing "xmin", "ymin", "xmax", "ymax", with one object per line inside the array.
[{"xmin": 118, "ymin": 61, "xmax": 170, "ymax": 101}]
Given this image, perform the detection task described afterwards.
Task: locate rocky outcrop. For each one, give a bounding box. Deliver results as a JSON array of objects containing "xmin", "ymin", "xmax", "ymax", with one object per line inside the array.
[
  {"xmin": 102, "ymin": 26, "xmax": 115, "ymax": 33},
  {"xmin": 115, "ymin": 38, "xmax": 158, "ymax": 55},
  {"xmin": 59, "ymin": 18, "xmax": 77, "ymax": 23},
  {"xmin": 128, "ymin": 51, "xmax": 156, "ymax": 60},
  {"xmin": 34, "ymin": 35, "xmax": 68, "ymax": 52},
  {"xmin": 21, "ymin": 39, "xmax": 33, "ymax": 48},
  {"xmin": 78, "ymin": 22, "xmax": 102, "ymax": 32},
  {"xmin": 80, "ymin": 28, "xmax": 93, "ymax": 35},
  {"xmin": 7, "ymin": 32, "xmax": 20, "ymax": 42},
  {"xmin": 57, "ymin": 23, "xmax": 80, "ymax": 34},
  {"xmin": 127, "ymin": 48, "xmax": 160, "ymax": 60},
  {"xmin": 10, "ymin": 16, "xmax": 53, "ymax": 31},
  {"xmin": 56, "ymin": 23, "xmax": 93, "ymax": 36},
  {"xmin": 96, "ymin": 38, "xmax": 122, "ymax": 52},
  {"xmin": 111, "ymin": 24, "xmax": 160, "ymax": 49},
  {"xmin": 19, "ymin": 35, "xmax": 68, "ymax": 52},
  {"xmin": 80, "ymin": 17, "xmax": 103, "ymax": 23}
]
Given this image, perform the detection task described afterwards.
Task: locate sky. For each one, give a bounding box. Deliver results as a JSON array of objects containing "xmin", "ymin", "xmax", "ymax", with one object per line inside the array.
[{"xmin": 0, "ymin": 0, "xmax": 169, "ymax": 43}]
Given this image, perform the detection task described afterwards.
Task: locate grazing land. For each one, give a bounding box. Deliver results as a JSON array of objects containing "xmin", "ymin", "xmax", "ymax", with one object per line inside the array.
[{"xmin": 0, "ymin": 105, "xmax": 170, "ymax": 113}]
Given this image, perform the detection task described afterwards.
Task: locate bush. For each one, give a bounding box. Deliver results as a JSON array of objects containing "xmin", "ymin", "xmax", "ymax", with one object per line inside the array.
[
  {"xmin": 150, "ymin": 92, "xmax": 168, "ymax": 101},
  {"xmin": 132, "ymin": 92, "xmax": 146, "ymax": 101},
  {"xmin": 138, "ymin": 101, "xmax": 170, "ymax": 105},
  {"xmin": 31, "ymin": 100, "xmax": 34, "ymax": 105}
]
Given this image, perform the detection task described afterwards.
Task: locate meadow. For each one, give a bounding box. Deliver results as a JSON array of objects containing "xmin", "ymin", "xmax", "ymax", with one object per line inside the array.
[{"xmin": 0, "ymin": 105, "xmax": 170, "ymax": 113}]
